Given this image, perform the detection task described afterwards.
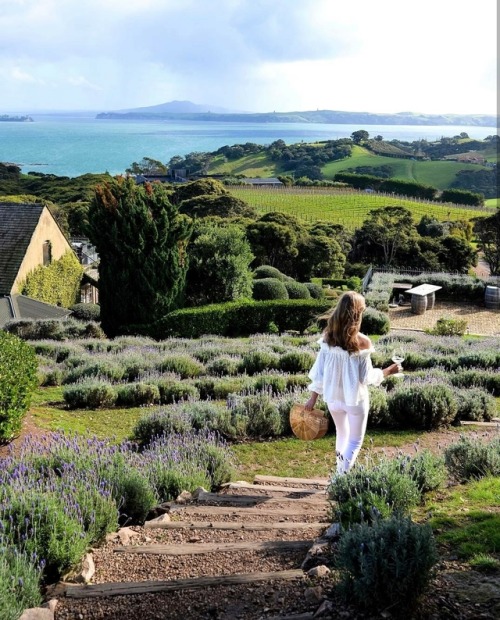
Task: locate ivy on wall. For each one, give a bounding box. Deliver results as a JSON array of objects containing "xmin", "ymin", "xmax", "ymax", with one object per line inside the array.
[{"xmin": 20, "ymin": 251, "xmax": 84, "ymax": 308}]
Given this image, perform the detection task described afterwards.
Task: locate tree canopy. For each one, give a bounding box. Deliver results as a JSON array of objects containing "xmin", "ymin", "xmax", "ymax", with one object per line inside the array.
[{"xmin": 87, "ymin": 178, "xmax": 192, "ymax": 336}]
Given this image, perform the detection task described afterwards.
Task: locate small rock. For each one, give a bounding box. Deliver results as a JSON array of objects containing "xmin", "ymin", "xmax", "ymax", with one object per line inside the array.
[
  {"xmin": 323, "ymin": 523, "xmax": 341, "ymax": 540},
  {"xmin": 313, "ymin": 600, "xmax": 334, "ymax": 617},
  {"xmin": 18, "ymin": 609, "xmax": 53, "ymax": 620},
  {"xmin": 307, "ymin": 565, "xmax": 331, "ymax": 578},
  {"xmin": 117, "ymin": 527, "xmax": 140, "ymax": 545},
  {"xmin": 192, "ymin": 486, "xmax": 208, "ymax": 499},
  {"xmin": 75, "ymin": 553, "xmax": 95, "ymax": 584},
  {"xmin": 144, "ymin": 512, "xmax": 171, "ymax": 528},
  {"xmin": 304, "ymin": 585, "xmax": 324, "ymax": 605},
  {"xmin": 188, "ymin": 536, "xmax": 202, "ymax": 543},
  {"xmin": 46, "ymin": 600, "xmax": 58, "ymax": 613},
  {"xmin": 176, "ymin": 490, "xmax": 193, "ymax": 504}
]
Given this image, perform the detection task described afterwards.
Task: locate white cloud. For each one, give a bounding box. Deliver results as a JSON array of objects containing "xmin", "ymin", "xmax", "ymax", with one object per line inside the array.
[{"xmin": 0, "ymin": 0, "xmax": 496, "ymax": 113}]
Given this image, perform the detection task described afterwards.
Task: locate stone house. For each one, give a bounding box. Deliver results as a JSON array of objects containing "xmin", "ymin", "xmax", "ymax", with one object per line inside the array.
[{"xmin": 0, "ymin": 202, "xmax": 75, "ymax": 327}]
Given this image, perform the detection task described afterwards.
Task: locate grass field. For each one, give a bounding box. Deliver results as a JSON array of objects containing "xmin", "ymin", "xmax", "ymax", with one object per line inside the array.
[
  {"xmin": 207, "ymin": 144, "xmax": 494, "ymax": 192},
  {"xmin": 229, "ymin": 186, "xmax": 493, "ymax": 229}
]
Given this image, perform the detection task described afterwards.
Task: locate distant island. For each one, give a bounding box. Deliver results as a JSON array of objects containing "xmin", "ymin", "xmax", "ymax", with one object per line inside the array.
[
  {"xmin": 96, "ymin": 102, "xmax": 498, "ymax": 127},
  {"xmin": 0, "ymin": 114, "xmax": 34, "ymax": 122}
]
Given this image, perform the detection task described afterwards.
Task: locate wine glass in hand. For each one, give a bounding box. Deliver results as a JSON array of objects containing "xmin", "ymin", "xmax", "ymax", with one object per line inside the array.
[{"xmin": 391, "ymin": 348, "xmax": 405, "ymax": 376}]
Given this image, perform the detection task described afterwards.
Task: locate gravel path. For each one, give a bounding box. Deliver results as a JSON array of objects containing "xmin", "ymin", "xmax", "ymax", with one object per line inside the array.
[{"xmin": 389, "ymin": 301, "xmax": 500, "ymax": 336}]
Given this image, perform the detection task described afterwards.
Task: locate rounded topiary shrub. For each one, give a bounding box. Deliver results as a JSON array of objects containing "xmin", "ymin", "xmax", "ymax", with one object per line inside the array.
[
  {"xmin": 360, "ymin": 307, "xmax": 390, "ymax": 335},
  {"xmin": 388, "ymin": 384, "xmax": 458, "ymax": 430},
  {"xmin": 283, "ymin": 281, "xmax": 311, "ymax": 299},
  {"xmin": 252, "ymin": 265, "xmax": 289, "ymax": 281},
  {"xmin": 304, "ymin": 282, "xmax": 324, "ymax": 299},
  {"xmin": 70, "ymin": 303, "xmax": 101, "ymax": 321},
  {"xmin": 252, "ymin": 278, "xmax": 289, "ymax": 301},
  {"xmin": 0, "ymin": 331, "xmax": 38, "ymax": 442}
]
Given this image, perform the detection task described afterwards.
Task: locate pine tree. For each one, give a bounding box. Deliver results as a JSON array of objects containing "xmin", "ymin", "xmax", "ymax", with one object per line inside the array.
[{"xmin": 88, "ymin": 177, "xmax": 193, "ymax": 336}]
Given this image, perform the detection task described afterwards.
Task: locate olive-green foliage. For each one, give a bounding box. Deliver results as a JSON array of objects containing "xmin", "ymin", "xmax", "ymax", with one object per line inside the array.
[
  {"xmin": 328, "ymin": 459, "xmax": 421, "ymax": 527},
  {"xmin": 70, "ymin": 303, "xmax": 100, "ymax": 321},
  {"xmin": 155, "ymin": 380, "xmax": 200, "ymax": 404},
  {"xmin": 63, "ymin": 380, "xmax": 117, "ymax": 409},
  {"xmin": 444, "ymin": 435, "xmax": 500, "ymax": 482},
  {"xmin": 132, "ymin": 409, "xmax": 192, "ymax": 445},
  {"xmin": 87, "ymin": 177, "xmax": 193, "ymax": 337},
  {"xmin": 283, "ymin": 281, "xmax": 311, "ymax": 299},
  {"xmin": 278, "ymin": 351, "xmax": 315, "ymax": 373},
  {"xmin": 0, "ymin": 331, "xmax": 38, "ymax": 442},
  {"xmin": 453, "ymin": 387, "xmax": 497, "ymax": 422},
  {"xmin": 388, "ymin": 384, "xmax": 458, "ymax": 430},
  {"xmin": 116, "ymin": 383, "xmax": 160, "ymax": 407},
  {"xmin": 0, "ymin": 548, "xmax": 42, "ymax": 620},
  {"xmin": 426, "ymin": 317, "xmax": 468, "ymax": 336},
  {"xmin": 252, "ymin": 278, "xmax": 289, "ymax": 300},
  {"xmin": 230, "ymin": 393, "xmax": 283, "ymax": 438},
  {"xmin": 366, "ymin": 386, "xmax": 390, "ymax": 428},
  {"xmin": 239, "ymin": 350, "xmax": 281, "ymax": 375},
  {"xmin": 335, "ymin": 516, "xmax": 437, "ymax": 614},
  {"xmin": 114, "ymin": 468, "xmax": 157, "ymax": 524},
  {"xmin": 158, "ymin": 355, "xmax": 205, "ymax": 379},
  {"xmin": 4, "ymin": 317, "xmax": 105, "ymax": 341},
  {"xmin": 20, "ymin": 250, "xmax": 83, "ymax": 308},
  {"xmin": 8, "ymin": 491, "xmax": 89, "ymax": 581}
]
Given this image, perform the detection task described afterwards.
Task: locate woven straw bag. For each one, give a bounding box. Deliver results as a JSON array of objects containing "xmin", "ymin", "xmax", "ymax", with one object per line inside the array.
[{"xmin": 290, "ymin": 404, "xmax": 329, "ymax": 440}]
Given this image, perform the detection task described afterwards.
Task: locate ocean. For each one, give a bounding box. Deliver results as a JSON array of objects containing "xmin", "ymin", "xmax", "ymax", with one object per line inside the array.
[{"xmin": 0, "ymin": 113, "xmax": 497, "ymax": 178}]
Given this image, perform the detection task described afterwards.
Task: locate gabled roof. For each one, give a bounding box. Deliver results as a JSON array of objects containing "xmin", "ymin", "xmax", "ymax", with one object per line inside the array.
[
  {"xmin": 0, "ymin": 294, "xmax": 71, "ymax": 328},
  {"xmin": 0, "ymin": 202, "xmax": 45, "ymax": 295}
]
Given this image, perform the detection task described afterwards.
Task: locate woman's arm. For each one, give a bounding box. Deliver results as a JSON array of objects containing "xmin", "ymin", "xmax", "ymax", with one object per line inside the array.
[{"xmin": 305, "ymin": 347, "xmax": 325, "ymax": 410}]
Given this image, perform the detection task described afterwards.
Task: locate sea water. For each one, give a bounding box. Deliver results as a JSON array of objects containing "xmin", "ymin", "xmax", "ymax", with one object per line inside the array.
[{"xmin": 0, "ymin": 113, "xmax": 497, "ymax": 178}]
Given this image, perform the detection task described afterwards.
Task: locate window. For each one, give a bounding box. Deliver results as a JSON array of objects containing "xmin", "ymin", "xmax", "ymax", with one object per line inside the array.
[{"xmin": 43, "ymin": 241, "xmax": 52, "ymax": 266}]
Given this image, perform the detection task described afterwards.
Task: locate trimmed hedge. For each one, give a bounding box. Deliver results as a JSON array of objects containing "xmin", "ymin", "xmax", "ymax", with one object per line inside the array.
[
  {"xmin": 154, "ymin": 299, "xmax": 327, "ymax": 338},
  {"xmin": 153, "ymin": 300, "xmax": 390, "ymax": 339}
]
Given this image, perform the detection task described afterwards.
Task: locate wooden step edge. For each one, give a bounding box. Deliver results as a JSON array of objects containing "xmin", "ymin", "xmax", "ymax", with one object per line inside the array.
[
  {"xmin": 254, "ymin": 475, "xmax": 328, "ymax": 487},
  {"xmin": 195, "ymin": 492, "xmax": 326, "ymax": 506},
  {"xmin": 62, "ymin": 569, "xmax": 305, "ymax": 599},
  {"xmin": 168, "ymin": 505, "xmax": 329, "ymax": 517},
  {"xmin": 144, "ymin": 520, "xmax": 331, "ymax": 531},
  {"xmin": 113, "ymin": 539, "xmax": 313, "ymax": 555},
  {"xmin": 224, "ymin": 482, "xmax": 322, "ymax": 495}
]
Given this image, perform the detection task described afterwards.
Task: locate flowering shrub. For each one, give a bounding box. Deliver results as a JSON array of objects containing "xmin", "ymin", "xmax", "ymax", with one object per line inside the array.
[
  {"xmin": 444, "ymin": 435, "xmax": 500, "ymax": 482},
  {"xmin": 335, "ymin": 516, "xmax": 437, "ymax": 613}
]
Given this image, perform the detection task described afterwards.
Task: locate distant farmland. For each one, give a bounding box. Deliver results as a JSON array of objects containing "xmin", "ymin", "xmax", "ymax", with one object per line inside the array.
[{"xmin": 229, "ymin": 186, "xmax": 494, "ymax": 230}]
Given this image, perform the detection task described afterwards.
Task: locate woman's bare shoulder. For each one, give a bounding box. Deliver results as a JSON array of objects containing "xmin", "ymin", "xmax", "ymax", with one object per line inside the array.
[{"xmin": 357, "ymin": 333, "xmax": 372, "ymax": 350}]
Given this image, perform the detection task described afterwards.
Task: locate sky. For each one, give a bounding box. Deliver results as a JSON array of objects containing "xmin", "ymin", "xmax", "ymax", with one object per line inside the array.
[{"xmin": 0, "ymin": 0, "xmax": 497, "ymax": 115}]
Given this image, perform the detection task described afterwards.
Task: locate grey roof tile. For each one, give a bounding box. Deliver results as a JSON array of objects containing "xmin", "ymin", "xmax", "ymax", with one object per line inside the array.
[{"xmin": 0, "ymin": 202, "xmax": 44, "ymax": 295}]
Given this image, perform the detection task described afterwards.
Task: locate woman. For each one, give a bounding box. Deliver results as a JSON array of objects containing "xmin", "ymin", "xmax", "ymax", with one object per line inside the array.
[{"xmin": 304, "ymin": 291, "xmax": 400, "ymax": 474}]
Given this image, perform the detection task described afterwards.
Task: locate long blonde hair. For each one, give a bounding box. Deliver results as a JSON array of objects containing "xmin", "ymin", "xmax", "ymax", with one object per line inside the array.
[{"xmin": 323, "ymin": 291, "xmax": 366, "ymax": 353}]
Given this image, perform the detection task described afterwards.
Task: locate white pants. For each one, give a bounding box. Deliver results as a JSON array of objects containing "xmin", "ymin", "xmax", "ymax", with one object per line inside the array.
[{"xmin": 327, "ymin": 399, "xmax": 369, "ymax": 474}]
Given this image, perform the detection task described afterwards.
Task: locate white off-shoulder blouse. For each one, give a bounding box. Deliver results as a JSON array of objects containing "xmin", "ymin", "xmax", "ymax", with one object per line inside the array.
[{"xmin": 307, "ymin": 337, "xmax": 384, "ymax": 406}]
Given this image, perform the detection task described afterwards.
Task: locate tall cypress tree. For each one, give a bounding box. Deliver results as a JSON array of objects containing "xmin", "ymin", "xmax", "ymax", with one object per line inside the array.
[{"xmin": 88, "ymin": 177, "xmax": 193, "ymax": 336}]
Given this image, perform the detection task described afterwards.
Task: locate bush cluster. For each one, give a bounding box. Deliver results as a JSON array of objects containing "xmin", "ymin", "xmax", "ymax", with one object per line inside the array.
[
  {"xmin": 5, "ymin": 317, "xmax": 105, "ymax": 340},
  {"xmin": 0, "ymin": 331, "xmax": 38, "ymax": 442}
]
